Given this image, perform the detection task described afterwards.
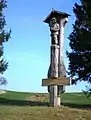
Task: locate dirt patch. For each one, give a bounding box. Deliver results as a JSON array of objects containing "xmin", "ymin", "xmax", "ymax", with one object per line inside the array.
[
  {"xmin": 26, "ymin": 94, "xmax": 49, "ymax": 102},
  {"xmin": 0, "ymin": 90, "xmax": 6, "ymax": 94}
]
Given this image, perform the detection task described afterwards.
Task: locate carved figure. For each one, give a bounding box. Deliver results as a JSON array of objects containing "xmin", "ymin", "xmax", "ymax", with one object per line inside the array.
[{"xmin": 49, "ymin": 17, "xmax": 60, "ymax": 45}]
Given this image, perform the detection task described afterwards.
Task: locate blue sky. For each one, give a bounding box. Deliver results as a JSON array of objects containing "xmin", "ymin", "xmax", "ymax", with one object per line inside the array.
[{"xmin": 1, "ymin": 0, "xmax": 87, "ymax": 93}]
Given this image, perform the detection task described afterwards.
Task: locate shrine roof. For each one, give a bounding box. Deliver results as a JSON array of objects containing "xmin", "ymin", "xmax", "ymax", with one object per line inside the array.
[{"xmin": 44, "ymin": 9, "xmax": 70, "ymax": 23}]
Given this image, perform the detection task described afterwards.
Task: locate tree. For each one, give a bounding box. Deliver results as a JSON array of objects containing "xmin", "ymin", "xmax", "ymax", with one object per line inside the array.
[
  {"xmin": 0, "ymin": 0, "xmax": 11, "ymax": 77},
  {"xmin": 66, "ymin": 0, "xmax": 91, "ymax": 86}
]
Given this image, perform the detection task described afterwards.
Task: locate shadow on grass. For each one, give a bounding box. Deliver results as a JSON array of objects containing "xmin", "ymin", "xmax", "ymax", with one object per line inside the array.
[
  {"xmin": 0, "ymin": 97, "xmax": 49, "ymax": 106},
  {"xmin": 0, "ymin": 97, "xmax": 91, "ymax": 109},
  {"xmin": 62, "ymin": 102, "xmax": 91, "ymax": 109}
]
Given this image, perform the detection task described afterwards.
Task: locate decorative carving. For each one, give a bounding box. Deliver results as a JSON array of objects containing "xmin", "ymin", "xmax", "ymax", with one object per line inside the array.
[
  {"xmin": 49, "ymin": 17, "xmax": 60, "ymax": 45},
  {"xmin": 51, "ymin": 47, "xmax": 58, "ymax": 77}
]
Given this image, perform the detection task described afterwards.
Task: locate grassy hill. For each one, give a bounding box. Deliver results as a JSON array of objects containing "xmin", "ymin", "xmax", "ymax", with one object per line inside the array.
[{"xmin": 0, "ymin": 90, "xmax": 91, "ymax": 120}]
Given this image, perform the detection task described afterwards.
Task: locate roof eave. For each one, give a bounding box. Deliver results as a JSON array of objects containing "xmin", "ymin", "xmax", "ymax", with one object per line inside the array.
[{"xmin": 43, "ymin": 10, "xmax": 70, "ymax": 23}]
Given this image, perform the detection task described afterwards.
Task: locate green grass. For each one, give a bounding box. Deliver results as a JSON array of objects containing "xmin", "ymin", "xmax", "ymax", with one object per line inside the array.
[
  {"xmin": 62, "ymin": 92, "xmax": 91, "ymax": 105},
  {"xmin": 0, "ymin": 91, "xmax": 91, "ymax": 120},
  {"xmin": 0, "ymin": 90, "xmax": 32, "ymax": 100}
]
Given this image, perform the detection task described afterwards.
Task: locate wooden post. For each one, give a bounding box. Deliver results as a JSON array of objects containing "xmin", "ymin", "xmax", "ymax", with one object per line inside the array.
[
  {"xmin": 42, "ymin": 77, "xmax": 71, "ymax": 106},
  {"xmin": 42, "ymin": 10, "xmax": 70, "ymax": 107},
  {"xmin": 50, "ymin": 45, "xmax": 59, "ymax": 106}
]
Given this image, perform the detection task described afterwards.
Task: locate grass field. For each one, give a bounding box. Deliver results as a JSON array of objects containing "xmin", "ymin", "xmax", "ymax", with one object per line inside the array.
[{"xmin": 0, "ymin": 91, "xmax": 91, "ymax": 120}]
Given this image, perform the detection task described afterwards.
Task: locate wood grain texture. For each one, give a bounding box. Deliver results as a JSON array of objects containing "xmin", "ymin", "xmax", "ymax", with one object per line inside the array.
[{"xmin": 42, "ymin": 77, "xmax": 71, "ymax": 86}]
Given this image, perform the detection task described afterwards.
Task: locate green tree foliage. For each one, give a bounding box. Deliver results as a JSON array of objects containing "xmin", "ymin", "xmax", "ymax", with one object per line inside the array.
[
  {"xmin": 67, "ymin": 0, "xmax": 91, "ymax": 85},
  {"xmin": 0, "ymin": 0, "xmax": 11, "ymax": 75}
]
